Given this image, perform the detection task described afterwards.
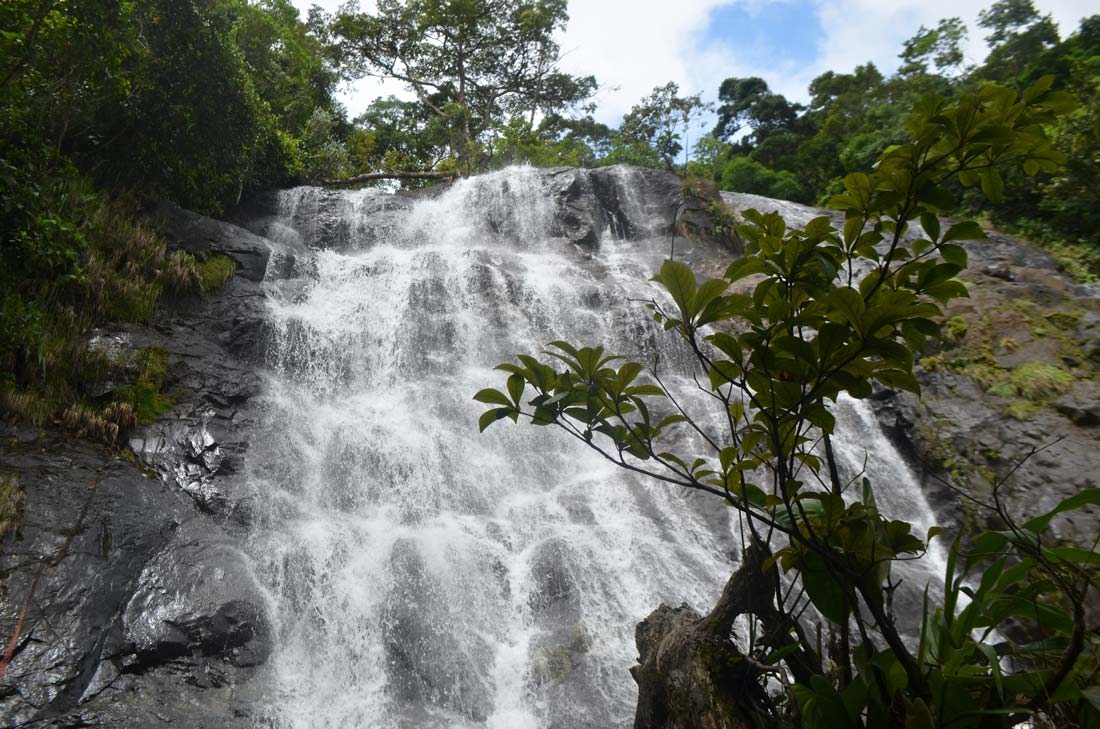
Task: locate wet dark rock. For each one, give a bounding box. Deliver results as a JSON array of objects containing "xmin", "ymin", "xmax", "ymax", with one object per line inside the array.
[
  {"xmin": 155, "ymin": 199, "xmax": 273, "ymax": 283},
  {"xmin": 1055, "ymin": 386, "xmax": 1100, "ymax": 426},
  {"xmin": 541, "ymin": 166, "xmax": 741, "ymax": 256},
  {"xmin": 1, "ymin": 204, "xmax": 277, "ymax": 727},
  {"xmin": 0, "ymin": 433, "xmax": 267, "ymax": 728}
]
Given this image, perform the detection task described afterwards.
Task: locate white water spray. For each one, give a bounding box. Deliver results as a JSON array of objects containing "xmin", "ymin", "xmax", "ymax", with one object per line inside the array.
[{"xmin": 243, "ymin": 167, "xmax": 944, "ymax": 728}]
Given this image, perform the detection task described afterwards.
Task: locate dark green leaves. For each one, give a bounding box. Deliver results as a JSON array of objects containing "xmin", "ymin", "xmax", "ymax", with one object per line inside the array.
[{"xmin": 652, "ymin": 259, "xmax": 697, "ymax": 323}]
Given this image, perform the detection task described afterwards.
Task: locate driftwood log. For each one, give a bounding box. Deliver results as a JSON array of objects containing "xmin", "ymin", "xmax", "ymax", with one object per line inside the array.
[{"xmin": 316, "ymin": 170, "xmax": 459, "ymax": 186}]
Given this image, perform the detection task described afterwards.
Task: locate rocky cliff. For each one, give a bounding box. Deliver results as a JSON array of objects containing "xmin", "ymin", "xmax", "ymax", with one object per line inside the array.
[
  {"xmin": 0, "ymin": 203, "xmax": 282, "ymax": 727},
  {"xmin": 1, "ymin": 167, "xmax": 1096, "ymax": 727}
]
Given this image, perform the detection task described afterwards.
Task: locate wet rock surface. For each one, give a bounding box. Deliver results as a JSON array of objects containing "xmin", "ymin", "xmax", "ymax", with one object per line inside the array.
[
  {"xmin": 0, "ymin": 204, "xmax": 276, "ymax": 727},
  {"xmin": 869, "ymin": 228, "xmax": 1100, "ymax": 542}
]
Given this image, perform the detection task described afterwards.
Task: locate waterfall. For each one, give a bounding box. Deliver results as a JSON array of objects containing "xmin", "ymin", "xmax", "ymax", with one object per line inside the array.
[{"xmin": 242, "ymin": 167, "xmax": 943, "ymax": 728}]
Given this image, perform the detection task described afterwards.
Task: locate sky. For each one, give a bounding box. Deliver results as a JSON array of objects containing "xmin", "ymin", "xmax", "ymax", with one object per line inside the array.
[{"xmin": 294, "ymin": 0, "xmax": 1097, "ymax": 127}]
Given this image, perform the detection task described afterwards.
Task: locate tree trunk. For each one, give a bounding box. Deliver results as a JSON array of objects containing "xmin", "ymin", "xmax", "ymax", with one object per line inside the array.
[
  {"xmin": 315, "ymin": 170, "xmax": 459, "ymax": 187},
  {"xmin": 630, "ymin": 541, "xmax": 813, "ymax": 729}
]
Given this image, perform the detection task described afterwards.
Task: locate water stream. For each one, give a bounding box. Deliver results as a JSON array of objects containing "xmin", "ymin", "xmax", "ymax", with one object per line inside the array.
[{"xmin": 242, "ymin": 167, "xmax": 943, "ymax": 728}]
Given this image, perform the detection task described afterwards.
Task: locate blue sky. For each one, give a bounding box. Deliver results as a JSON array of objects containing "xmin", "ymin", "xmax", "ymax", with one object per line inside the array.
[
  {"xmin": 702, "ymin": 0, "xmax": 824, "ymax": 66},
  {"xmin": 295, "ymin": 0, "xmax": 1097, "ymax": 128}
]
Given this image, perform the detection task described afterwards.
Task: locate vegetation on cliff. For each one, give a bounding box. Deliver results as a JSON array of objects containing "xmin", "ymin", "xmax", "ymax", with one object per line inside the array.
[{"xmin": 0, "ymin": 0, "xmax": 339, "ymax": 431}]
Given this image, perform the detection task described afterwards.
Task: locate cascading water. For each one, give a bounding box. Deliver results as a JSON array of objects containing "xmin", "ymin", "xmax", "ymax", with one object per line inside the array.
[{"xmin": 242, "ymin": 167, "xmax": 944, "ymax": 729}]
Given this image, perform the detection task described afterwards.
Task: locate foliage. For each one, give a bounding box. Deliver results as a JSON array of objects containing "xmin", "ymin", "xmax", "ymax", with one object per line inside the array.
[
  {"xmin": 1008, "ymin": 361, "xmax": 1074, "ymax": 400},
  {"xmin": 899, "ymin": 17, "xmax": 969, "ymax": 76},
  {"xmin": 477, "ymin": 82, "xmax": 1099, "ymax": 727},
  {"xmin": 301, "ymin": 107, "xmax": 352, "ymax": 180},
  {"xmin": 492, "ymin": 115, "xmax": 610, "ymax": 168},
  {"xmin": 604, "ymin": 82, "xmax": 711, "ymax": 172},
  {"xmin": 115, "ymin": 348, "xmax": 174, "ymax": 425},
  {"xmin": 691, "ymin": 3, "xmax": 1100, "ymax": 282},
  {"xmin": 170, "ymin": 252, "xmax": 238, "ymax": 294},
  {"xmin": 719, "ymin": 156, "xmax": 808, "ymax": 203},
  {"xmin": 0, "ymin": 0, "xmax": 332, "ymax": 434}
]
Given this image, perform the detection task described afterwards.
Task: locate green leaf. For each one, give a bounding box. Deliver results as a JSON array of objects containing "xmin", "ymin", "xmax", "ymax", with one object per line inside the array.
[
  {"xmin": 939, "ymin": 243, "xmax": 967, "ymax": 268},
  {"xmin": 844, "ymin": 172, "xmax": 873, "ymax": 208},
  {"xmin": 656, "ymin": 259, "xmax": 698, "ymax": 321},
  {"xmin": 1022, "ymin": 488, "xmax": 1100, "ymax": 534},
  {"xmin": 478, "ymin": 407, "xmax": 512, "ymax": 432},
  {"xmin": 976, "ymin": 643, "xmax": 1004, "ymax": 701},
  {"xmin": 981, "ymin": 169, "xmax": 1004, "ymax": 204},
  {"xmin": 919, "ymin": 212, "xmax": 940, "ymax": 243},
  {"xmin": 617, "ymin": 362, "xmax": 644, "ymax": 389},
  {"xmin": 942, "ymin": 221, "xmax": 985, "ymax": 243},
  {"xmin": 692, "ymin": 278, "xmax": 728, "ymax": 323},
  {"xmin": 763, "ymin": 643, "xmax": 801, "ymax": 665},
  {"xmin": 507, "ymin": 374, "xmax": 525, "ymax": 405},
  {"xmin": 801, "ymin": 551, "xmax": 849, "ymax": 624},
  {"xmin": 655, "ymin": 414, "xmax": 687, "ymax": 431},
  {"xmin": 724, "ymin": 256, "xmax": 766, "ymax": 282},
  {"xmin": 474, "ymin": 388, "xmax": 512, "ymax": 407},
  {"xmin": 793, "ymin": 675, "xmax": 852, "ymax": 729},
  {"xmin": 708, "ymin": 332, "xmax": 742, "ymax": 362},
  {"xmin": 625, "ymin": 384, "xmax": 665, "ymax": 398}
]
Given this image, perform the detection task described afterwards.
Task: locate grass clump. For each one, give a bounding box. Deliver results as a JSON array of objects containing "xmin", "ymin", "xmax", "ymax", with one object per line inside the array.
[
  {"xmin": 944, "ymin": 315, "xmax": 969, "ymax": 341},
  {"xmin": 1006, "ymin": 400, "xmax": 1044, "ymax": 420},
  {"xmin": 1009, "ymin": 361, "xmax": 1075, "ymax": 401},
  {"xmin": 195, "ymin": 254, "xmax": 236, "ymax": 291},
  {"xmin": 162, "ymin": 252, "xmax": 236, "ymax": 294},
  {"xmin": 115, "ymin": 348, "xmax": 174, "ymax": 424},
  {"xmin": 0, "ymin": 475, "xmax": 26, "ymax": 541}
]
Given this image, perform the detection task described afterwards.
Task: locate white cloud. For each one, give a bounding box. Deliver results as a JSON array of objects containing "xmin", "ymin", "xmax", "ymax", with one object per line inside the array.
[
  {"xmin": 294, "ymin": 0, "xmax": 1097, "ymax": 125},
  {"xmin": 807, "ymin": 0, "xmax": 1095, "ymax": 100},
  {"xmin": 556, "ymin": 0, "xmax": 740, "ymax": 122}
]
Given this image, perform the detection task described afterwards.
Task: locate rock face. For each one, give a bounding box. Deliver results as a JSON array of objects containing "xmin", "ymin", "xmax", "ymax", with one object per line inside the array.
[
  {"xmin": 719, "ymin": 191, "xmax": 1100, "ymax": 543},
  {"xmin": 0, "ymin": 203, "xmax": 280, "ymax": 727},
  {"xmin": 869, "ymin": 228, "xmax": 1100, "ymax": 542}
]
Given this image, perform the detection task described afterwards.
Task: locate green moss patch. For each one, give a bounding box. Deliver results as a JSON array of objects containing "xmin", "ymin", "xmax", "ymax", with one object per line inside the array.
[
  {"xmin": 115, "ymin": 348, "xmax": 174, "ymax": 424},
  {"xmin": 1009, "ymin": 361, "xmax": 1074, "ymax": 401},
  {"xmin": 195, "ymin": 254, "xmax": 236, "ymax": 291}
]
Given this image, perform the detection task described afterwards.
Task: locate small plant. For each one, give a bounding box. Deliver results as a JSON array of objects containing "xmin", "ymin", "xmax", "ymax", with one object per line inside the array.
[
  {"xmin": 194, "ymin": 254, "xmax": 236, "ymax": 291},
  {"xmin": 944, "ymin": 314, "xmax": 969, "ymax": 341},
  {"xmin": 0, "ymin": 476, "xmax": 26, "ymax": 542},
  {"xmin": 1011, "ymin": 361, "xmax": 1074, "ymax": 400},
  {"xmin": 115, "ymin": 348, "xmax": 174, "ymax": 424},
  {"xmin": 1005, "ymin": 399, "xmax": 1043, "ymax": 419}
]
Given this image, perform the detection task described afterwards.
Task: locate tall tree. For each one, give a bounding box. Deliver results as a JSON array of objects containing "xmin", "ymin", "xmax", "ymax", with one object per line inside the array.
[
  {"xmin": 898, "ymin": 17, "xmax": 969, "ymax": 76},
  {"xmin": 330, "ymin": 0, "xmax": 597, "ymax": 171},
  {"xmin": 712, "ymin": 77, "xmax": 800, "ymax": 146},
  {"xmin": 976, "ymin": 0, "xmax": 1060, "ymax": 87},
  {"xmin": 608, "ymin": 82, "xmax": 709, "ymax": 172}
]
